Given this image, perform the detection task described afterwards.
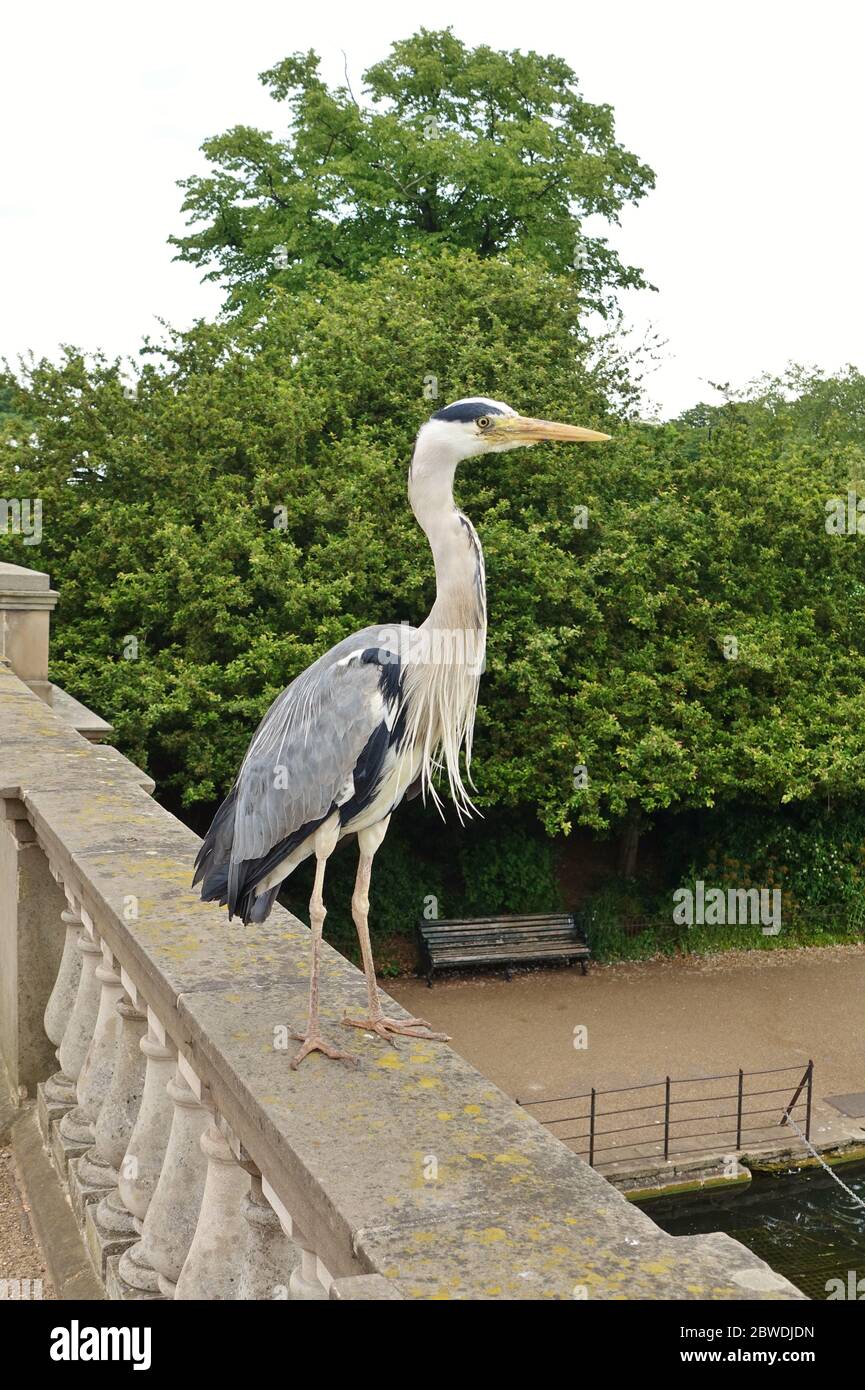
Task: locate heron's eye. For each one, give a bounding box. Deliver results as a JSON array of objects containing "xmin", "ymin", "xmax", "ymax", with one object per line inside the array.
[{"xmin": 477, "ymin": 416, "xmax": 492, "ymax": 431}]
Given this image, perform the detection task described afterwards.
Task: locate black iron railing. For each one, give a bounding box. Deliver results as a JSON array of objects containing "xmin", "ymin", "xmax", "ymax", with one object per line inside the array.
[{"xmin": 518, "ymin": 1061, "xmax": 813, "ymax": 1172}]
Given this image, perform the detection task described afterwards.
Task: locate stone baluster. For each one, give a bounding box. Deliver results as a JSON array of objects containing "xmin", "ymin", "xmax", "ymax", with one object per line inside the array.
[
  {"xmin": 174, "ymin": 1122, "xmax": 250, "ymax": 1300},
  {"xmin": 56, "ymin": 929, "xmax": 102, "ymax": 1087},
  {"xmin": 43, "ymin": 904, "xmax": 83, "ymax": 1050},
  {"xmin": 290, "ymin": 1235, "xmax": 330, "ymax": 1301},
  {"xmin": 117, "ymin": 1064, "xmax": 212, "ymax": 1299},
  {"xmin": 38, "ymin": 902, "xmax": 88, "ymax": 1133},
  {"xmin": 74, "ymin": 997, "xmax": 146, "ymax": 1217},
  {"xmin": 260, "ymin": 1179, "xmax": 329, "ymax": 1300},
  {"xmin": 59, "ymin": 945, "xmax": 125, "ymax": 1151},
  {"xmin": 237, "ymin": 1173, "xmax": 300, "ymax": 1301},
  {"xmin": 115, "ymin": 1026, "xmax": 176, "ymax": 1223},
  {"xmin": 101, "ymin": 1023, "xmax": 176, "ymax": 1293},
  {"xmin": 49, "ymin": 929, "xmax": 103, "ymax": 1171}
]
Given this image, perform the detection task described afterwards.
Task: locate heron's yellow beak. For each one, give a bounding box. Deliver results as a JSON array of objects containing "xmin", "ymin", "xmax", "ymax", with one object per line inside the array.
[{"xmin": 488, "ymin": 415, "xmax": 611, "ymax": 444}]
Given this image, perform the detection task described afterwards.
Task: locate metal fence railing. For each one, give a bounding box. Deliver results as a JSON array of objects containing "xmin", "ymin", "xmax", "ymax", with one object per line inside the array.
[{"xmin": 518, "ymin": 1061, "xmax": 813, "ymax": 1173}]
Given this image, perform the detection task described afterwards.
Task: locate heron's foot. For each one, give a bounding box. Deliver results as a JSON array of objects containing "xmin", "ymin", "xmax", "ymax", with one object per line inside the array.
[
  {"xmin": 289, "ymin": 1029, "xmax": 358, "ymax": 1070},
  {"xmin": 342, "ymin": 1012, "xmax": 451, "ymax": 1046}
]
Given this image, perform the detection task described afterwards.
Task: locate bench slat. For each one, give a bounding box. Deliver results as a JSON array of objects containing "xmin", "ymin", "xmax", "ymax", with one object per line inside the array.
[{"xmin": 416, "ymin": 911, "xmax": 590, "ymax": 984}]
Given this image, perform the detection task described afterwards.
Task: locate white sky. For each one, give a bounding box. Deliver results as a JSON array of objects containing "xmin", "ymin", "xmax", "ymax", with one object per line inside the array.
[{"xmin": 2, "ymin": 0, "xmax": 863, "ymax": 418}]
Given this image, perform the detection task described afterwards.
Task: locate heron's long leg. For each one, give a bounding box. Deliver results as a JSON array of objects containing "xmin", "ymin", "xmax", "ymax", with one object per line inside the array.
[
  {"xmin": 343, "ymin": 822, "xmax": 450, "ymax": 1046},
  {"xmin": 290, "ymin": 819, "xmax": 356, "ymax": 1069}
]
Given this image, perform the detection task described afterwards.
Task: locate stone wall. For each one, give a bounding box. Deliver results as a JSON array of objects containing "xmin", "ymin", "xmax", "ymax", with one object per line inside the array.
[{"xmin": 0, "ymin": 563, "xmax": 806, "ymax": 1300}]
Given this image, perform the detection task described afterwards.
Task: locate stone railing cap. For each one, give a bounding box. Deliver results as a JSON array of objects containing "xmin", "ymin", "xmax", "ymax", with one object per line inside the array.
[
  {"xmin": 0, "ymin": 659, "xmax": 807, "ymax": 1302},
  {"xmin": 0, "ymin": 561, "xmax": 52, "ymax": 591}
]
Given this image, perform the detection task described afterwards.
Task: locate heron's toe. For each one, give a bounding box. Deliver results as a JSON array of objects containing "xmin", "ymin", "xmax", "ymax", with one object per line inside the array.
[
  {"xmin": 289, "ymin": 1030, "xmax": 358, "ymax": 1069},
  {"xmin": 342, "ymin": 1014, "xmax": 451, "ymax": 1045}
]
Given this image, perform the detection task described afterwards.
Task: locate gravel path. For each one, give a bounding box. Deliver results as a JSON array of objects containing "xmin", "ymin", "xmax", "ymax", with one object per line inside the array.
[
  {"xmin": 0, "ymin": 1143, "xmax": 54, "ymax": 1300},
  {"xmin": 390, "ymin": 942, "xmax": 865, "ymax": 1158}
]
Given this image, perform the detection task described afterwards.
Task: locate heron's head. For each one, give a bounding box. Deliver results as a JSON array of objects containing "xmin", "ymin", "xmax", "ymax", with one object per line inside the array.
[{"xmin": 414, "ymin": 397, "xmax": 610, "ymax": 469}]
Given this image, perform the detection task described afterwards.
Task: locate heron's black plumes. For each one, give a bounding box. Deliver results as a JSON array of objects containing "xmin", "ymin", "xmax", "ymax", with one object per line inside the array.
[
  {"xmin": 197, "ymin": 800, "xmax": 334, "ymax": 925},
  {"xmin": 192, "ymin": 785, "xmax": 238, "ymax": 900},
  {"xmin": 194, "ymin": 783, "xmax": 322, "ymax": 923},
  {"xmin": 431, "ymin": 400, "xmax": 505, "ymax": 423}
]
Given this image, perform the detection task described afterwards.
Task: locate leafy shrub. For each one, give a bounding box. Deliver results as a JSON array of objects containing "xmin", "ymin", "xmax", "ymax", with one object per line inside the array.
[{"xmin": 457, "ymin": 814, "xmax": 563, "ymax": 917}]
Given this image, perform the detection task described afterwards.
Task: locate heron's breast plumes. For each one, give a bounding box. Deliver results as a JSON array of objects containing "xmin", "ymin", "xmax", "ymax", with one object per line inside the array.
[{"xmin": 400, "ymin": 601, "xmax": 486, "ymax": 821}]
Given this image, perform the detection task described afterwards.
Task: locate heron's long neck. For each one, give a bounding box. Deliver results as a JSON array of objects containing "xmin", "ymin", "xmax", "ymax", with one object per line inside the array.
[
  {"xmin": 404, "ymin": 436, "xmax": 485, "ymax": 818},
  {"xmin": 408, "ymin": 456, "xmax": 486, "ymax": 636}
]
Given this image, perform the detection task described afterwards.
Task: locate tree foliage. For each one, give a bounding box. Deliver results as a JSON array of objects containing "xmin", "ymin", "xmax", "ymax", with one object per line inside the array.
[
  {"xmin": 4, "ymin": 25, "xmax": 865, "ymax": 948},
  {"xmin": 3, "ymin": 257, "xmax": 865, "ymax": 847},
  {"xmin": 0, "ymin": 250, "xmax": 624, "ymax": 818},
  {"xmin": 170, "ymin": 27, "xmax": 655, "ymax": 313}
]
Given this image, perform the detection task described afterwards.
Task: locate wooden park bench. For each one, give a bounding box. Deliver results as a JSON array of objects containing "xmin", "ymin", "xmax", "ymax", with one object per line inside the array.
[{"xmin": 416, "ymin": 912, "xmax": 591, "ymax": 986}]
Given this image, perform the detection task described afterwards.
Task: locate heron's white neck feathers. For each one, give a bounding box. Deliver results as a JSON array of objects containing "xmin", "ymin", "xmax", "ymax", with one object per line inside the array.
[{"xmin": 404, "ymin": 425, "xmax": 487, "ymax": 819}]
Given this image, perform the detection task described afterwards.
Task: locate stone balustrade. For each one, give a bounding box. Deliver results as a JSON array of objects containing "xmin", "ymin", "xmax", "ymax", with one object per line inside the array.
[{"xmin": 0, "ymin": 562, "xmax": 807, "ymax": 1300}]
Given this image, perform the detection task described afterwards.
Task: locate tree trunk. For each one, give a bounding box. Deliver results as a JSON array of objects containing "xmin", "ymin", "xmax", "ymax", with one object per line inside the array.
[{"xmin": 618, "ymin": 805, "xmax": 642, "ymax": 879}]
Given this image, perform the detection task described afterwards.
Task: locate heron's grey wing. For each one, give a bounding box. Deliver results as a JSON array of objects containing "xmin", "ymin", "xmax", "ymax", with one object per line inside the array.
[
  {"xmin": 230, "ymin": 632, "xmax": 401, "ymax": 873},
  {"xmin": 193, "ymin": 624, "xmax": 408, "ymax": 921}
]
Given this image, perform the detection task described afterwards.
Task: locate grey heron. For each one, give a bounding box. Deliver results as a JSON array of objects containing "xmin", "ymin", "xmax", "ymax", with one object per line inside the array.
[{"xmin": 194, "ymin": 397, "xmax": 609, "ymax": 1066}]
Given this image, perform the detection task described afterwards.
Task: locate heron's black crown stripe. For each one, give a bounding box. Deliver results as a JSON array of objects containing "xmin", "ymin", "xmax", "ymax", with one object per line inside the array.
[{"xmin": 431, "ymin": 401, "xmax": 505, "ymax": 423}]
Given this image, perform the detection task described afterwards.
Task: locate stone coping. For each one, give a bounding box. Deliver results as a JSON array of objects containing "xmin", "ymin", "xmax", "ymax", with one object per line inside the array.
[
  {"xmin": 0, "ymin": 665, "xmax": 805, "ymax": 1300},
  {"xmin": 44, "ymin": 683, "xmax": 115, "ymax": 741},
  {"xmin": 0, "ymin": 561, "xmax": 59, "ymax": 607}
]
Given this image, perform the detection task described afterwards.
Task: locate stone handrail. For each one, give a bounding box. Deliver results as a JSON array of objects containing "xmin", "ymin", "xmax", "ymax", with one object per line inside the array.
[{"xmin": 0, "ymin": 564, "xmax": 806, "ymax": 1300}]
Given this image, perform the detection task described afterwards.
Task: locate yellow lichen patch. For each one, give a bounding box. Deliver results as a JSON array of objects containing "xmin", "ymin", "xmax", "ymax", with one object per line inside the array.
[
  {"xmin": 463, "ymin": 1104, "xmax": 482, "ymax": 1116},
  {"xmin": 492, "ymin": 1152, "xmax": 530, "ymax": 1166},
  {"xmin": 409, "ymin": 1053, "xmax": 434, "ymax": 1064},
  {"xmin": 640, "ymin": 1261, "xmax": 673, "ymax": 1276},
  {"xmin": 436, "ymin": 1111, "xmax": 454, "ymax": 1121},
  {"xmin": 417, "ymin": 1077, "xmax": 441, "ymax": 1089},
  {"xmin": 411, "ymin": 1232, "xmax": 437, "ymax": 1245},
  {"xmin": 472, "ymin": 1227, "xmax": 508, "ymax": 1245},
  {"xmin": 467, "ymin": 1152, "xmax": 487, "ymax": 1161},
  {"xmin": 375, "ymin": 1053, "xmax": 404, "ymax": 1069}
]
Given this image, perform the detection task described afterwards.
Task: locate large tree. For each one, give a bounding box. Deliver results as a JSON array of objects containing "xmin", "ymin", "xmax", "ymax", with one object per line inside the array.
[
  {"xmin": 170, "ymin": 28, "xmax": 655, "ymax": 313},
  {"xmin": 3, "ymin": 257, "xmax": 864, "ymax": 845}
]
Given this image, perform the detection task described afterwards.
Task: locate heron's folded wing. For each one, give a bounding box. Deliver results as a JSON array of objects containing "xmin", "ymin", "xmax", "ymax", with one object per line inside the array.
[{"xmin": 230, "ymin": 652, "xmax": 390, "ymax": 866}]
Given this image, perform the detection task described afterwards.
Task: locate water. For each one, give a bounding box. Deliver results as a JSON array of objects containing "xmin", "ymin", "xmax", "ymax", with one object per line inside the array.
[{"xmin": 637, "ymin": 1162, "xmax": 865, "ymax": 1300}]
